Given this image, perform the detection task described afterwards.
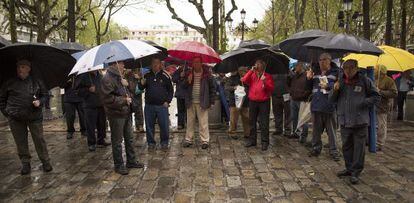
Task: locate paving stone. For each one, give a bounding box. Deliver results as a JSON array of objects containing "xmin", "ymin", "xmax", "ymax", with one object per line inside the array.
[
  {"xmin": 174, "ymin": 193, "xmax": 192, "ymax": 203},
  {"xmin": 282, "ymin": 181, "xmax": 301, "ymax": 192},
  {"xmin": 152, "ymin": 186, "xmax": 174, "ymax": 199},
  {"xmin": 290, "ymin": 192, "xmax": 311, "ymax": 203},
  {"xmin": 227, "ymin": 176, "xmax": 242, "ymax": 187},
  {"xmin": 228, "ymin": 188, "xmax": 247, "ymax": 199},
  {"xmin": 110, "ymin": 188, "xmax": 133, "ymax": 199},
  {"xmin": 195, "ymin": 191, "xmax": 211, "ymax": 203}
]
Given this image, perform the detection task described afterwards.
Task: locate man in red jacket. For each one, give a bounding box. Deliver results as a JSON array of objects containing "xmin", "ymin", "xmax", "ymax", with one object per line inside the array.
[{"xmin": 241, "ymin": 59, "xmax": 275, "ymax": 151}]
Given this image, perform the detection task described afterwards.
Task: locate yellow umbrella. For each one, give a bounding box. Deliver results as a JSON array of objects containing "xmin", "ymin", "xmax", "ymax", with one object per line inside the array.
[{"xmin": 343, "ymin": 45, "xmax": 414, "ymax": 72}]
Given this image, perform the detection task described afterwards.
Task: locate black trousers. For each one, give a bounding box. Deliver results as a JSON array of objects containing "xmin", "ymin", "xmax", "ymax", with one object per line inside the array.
[
  {"xmin": 84, "ymin": 107, "xmax": 107, "ymax": 146},
  {"xmin": 311, "ymin": 112, "xmax": 338, "ymax": 153},
  {"xmin": 341, "ymin": 126, "xmax": 368, "ymax": 177},
  {"xmin": 271, "ymin": 96, "xmax": 291, "ymax": 134},
  {"xmin": 64, "ymin": 102, "xmax": 86, "ymax": 133},
  {"xmin": 249, "ymin": 100, "xmax": 270, "ymax": 145},
  {"xmin": 397, "ymin": 91, "xmax": 408, "ymax": 120},
  {"xmin": 108, "ymin": 116, "xmax": 136, "ymax": 168},
  {"xmin": 176, "ymin": 97, "xmax": 187, "ymax": 127}
]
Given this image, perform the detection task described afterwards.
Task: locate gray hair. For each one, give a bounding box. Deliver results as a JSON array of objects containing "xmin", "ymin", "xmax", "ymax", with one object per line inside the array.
[{"xmin": 319, "ymin": 53, "xmax": 332, "ymax": 60}]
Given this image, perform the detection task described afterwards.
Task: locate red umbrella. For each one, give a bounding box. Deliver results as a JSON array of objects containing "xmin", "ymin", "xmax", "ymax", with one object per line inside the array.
[{"xmin": 168, "ymin": 41, "xmax": 221, "ymax": 63}]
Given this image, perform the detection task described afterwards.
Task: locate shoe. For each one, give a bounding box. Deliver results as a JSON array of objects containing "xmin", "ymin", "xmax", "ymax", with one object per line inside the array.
[
  {"xmin": 272, "ymin": 131, "xmax": 282, "ymax": 136},
  {"xmin": 229, "ymin": 135, "xmax": 238, "ymax": 140},
  {"xmin": 97, "ymin": 141, "xmax": 111, "ymax": 147},
  {"xmin": 66, "ymin": 133, "xmax": 74, "ymax": 140},
  {"xmin": 287, "ymin": 133, "xmax": 299, "ymax": 139},
  {"xmin": 350, "ymin": 176, "xmax": 359, "ymax": 184},
  {"xmin": 126, "ymin": 161, "xmax": 144, "ymax": 169},
  {"xmin": 161, "ymin": 145, "xmax": 169, "ymax": 151},
  {"xmin": 331, "ymin": 153, "xmax": 341, "ymax": 162},
  {"xmin": 201, "ymin": 143, "xmax": 209, "ymax": 149},
  {"xmin": 337, "ymin": 170, "xmax": 352, "ymax": 177},
  {"xmin": 323, "ymin": 143, "xmax": 330, "ymax": 148},
  {"xmin": 42, "ymin": 162, "xmax": 53, "ymax": 172},
  {"xmin": 148, "ymin": 144, "xmax": 156, "ymax": 150},
  {"xmin": 115, "ymin": 166, "xmax": 129, "ymax": 175},
  {"xmin": 308, "ymin": 150, "xmax": 320, "ymax": 157},
  {"xmin": 182, "ymin": 142, "xmax": 192, "ymax": 148},
  {"xmin": 376, "ymin": 146, "xmax": 382, "ymax": 151},
  {"xmin": 21, "ymin": 163, "xmax": 31, "ymax": 175},
  {"xmin": 244, "ymin": 141, "xmax": 257, "ymax": 148},
  {"xmin": 177, "ymin": 125, "xmax": 184, "ymax": 130},
  {"xmin": 299, "ymin": 136, "xmax": 307, "ymax": 144},
  {"xmin": 88, "ymin": 145, "xmax": 96, "ymax": 152},
  {"xmin": 261, "ymin": 144, "xmax": 268, "ymax": 151}
]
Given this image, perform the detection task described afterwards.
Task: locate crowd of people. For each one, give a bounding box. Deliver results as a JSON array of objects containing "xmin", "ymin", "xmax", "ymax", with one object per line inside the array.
[{"xmin": 1, "ymin": 52, "xmax": 413, "ymax": 184}]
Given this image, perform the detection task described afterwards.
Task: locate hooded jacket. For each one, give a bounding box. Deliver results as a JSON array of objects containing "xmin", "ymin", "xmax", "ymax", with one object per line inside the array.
[
  {"xmin": 241, "ymin": 69, "xmax": 274, "ymax": 102},
  {"xmin": 374, "ymin": 65, "xmax": 398, "ymax": 113}
]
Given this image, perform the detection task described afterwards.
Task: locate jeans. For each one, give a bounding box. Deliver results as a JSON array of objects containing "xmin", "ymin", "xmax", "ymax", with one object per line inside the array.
[
  {"xmin": 9, "ymin": 119, "xmax": 50, "ymax": 164},
  {"xmin": 64, "ymin": 102, "xmax": 86, "ymax": 133},
  {"xmin": 290, "ymin": 100, "xmax": 309, "ymax": 137},
  {"xmin": 341, "ymin": 126, "xmax": 368, "ymax": 176},
  {"xmin": 144, "ymin": 104, "xmax": 170, "ymax": 146},
  {"xmin": 249, "ymin": 100, "xmax": 270, "ymax": 145},
  {"xmin": 84, "ymin": 107, "xmax": 107, "ymax": 146},
  {"xmin": 108, "ymin": 116, "xmax": 136, "ymax": 168}
]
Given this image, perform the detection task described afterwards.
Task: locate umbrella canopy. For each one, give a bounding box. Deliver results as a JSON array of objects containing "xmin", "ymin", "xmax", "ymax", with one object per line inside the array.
[
  {"xmin": 304, "ymin": 33, "xmax": 383, "ymax": 58},
  {"xmin": 53, "ymin": 42, "xmax": 86, "ymax": 54},
  {"xmin": 168, "ymin": 41, "xmax": 221, "ymax": 63},
  {"xmin": 238, "ymin": 39, "xmax": 270, "ymax": 49},
  {"xmin": 71, "ymin": 50, "xmax": 87, "ymax": 61},
  {"xmin": 343, "ymin": 45, "xmax": 414, "ymax": 72},
  {"xmin": 141, "ymin": 40, "xmax": 168, "ymax": 56},
  {"xmin": 279, "ymin": 29, "xmax": 331, "ymax": 62},
  {"xmin": 214, "ymin": 47, "xmax": 289, "ymax": 74},
  {"xmin": 0, "ymin": 43, "xmax": 76, "ymax": 89},
  {"xmin": 70, "ymin": 40, "xmax": 161, "ymax": 75},
  {"xmin": 0, "ymin": 36, "xmax": 11, "ymax": 48}
]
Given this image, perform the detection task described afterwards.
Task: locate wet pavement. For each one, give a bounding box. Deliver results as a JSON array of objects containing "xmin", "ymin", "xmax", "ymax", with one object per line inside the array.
[{"xmin": 0, "ymin": 114, "xmax": 413, "ymax": 203}]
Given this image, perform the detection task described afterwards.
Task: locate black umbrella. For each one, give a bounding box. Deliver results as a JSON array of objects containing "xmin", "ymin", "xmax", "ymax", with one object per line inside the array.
[
  {"xmin": 141, "ymin": 40, "xmax": 168, "ymax": 56},
  {"xmin": 0, "ymin": 43, "xmax": 76, "ymax": 89},
  {"xmin": 0, "ymin": 36, "xmax": 11, "ymax": 48},
  {"xmin": 239, "ymin": 39, "xmax": 270, "ymax": 49},
  {"xmin": 52, "ymin": 42, "xmax": 87, "ymax": 54},
  {"xmin": 304, "ymin": 33, "xmax": 383, "ymax": 57},
  {"xmin": 214, "ymin": 47, "xmax": 289, "ymax": 74},
  {"xmin": 278, "ymin": 29, "xmax": 331, "ymax": 62}
]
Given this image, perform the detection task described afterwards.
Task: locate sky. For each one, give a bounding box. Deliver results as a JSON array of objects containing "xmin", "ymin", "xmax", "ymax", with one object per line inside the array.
[{"xmin": 112, "ymin": 0, "xmax": 271, "ymax": 30}]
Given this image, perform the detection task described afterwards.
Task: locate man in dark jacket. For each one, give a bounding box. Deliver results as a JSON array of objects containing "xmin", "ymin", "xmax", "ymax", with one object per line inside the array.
[
  {"xmin": 78, "ymin": 71, "xmax": 110, "ymax": 152},
  {"xmin": 271, "ymin": 73, "xmax": 291, "ymax": 137},
  {"xmin": 125, "ymin": 69, "xmax": 145, "ymax": 132},
  {"xmin": 172, "ymin": 65, "xmax": 187, "ymax": 130},
  {"xmin": 182, "ymin": 56, "xmax": 216, "ymax": 149},
  {"xmin": 139, "ymin": 57, "xmax": 174, "ymax": 150},
  {"xmin": 288, "ymin": 62, "xmax": 311, "ymax": 142},
  {"xmin": 330, "ymin": 59, "xmax": 380, "ymax": 184},
  {"xmin": 0, "ymin": 59, "xmax": 53, "ymax": 175},
  {"xmin": 63, "ymin": 76, "xmax": 86, "ymax": 139},
  {"xmin": 100, "ymin": 61, "xmax": 144, "ymax": 175},
  {"xmin": 306, "ymin": 53, "xmax": 340, "ymax": 161},
  {"xmin": 225, "ymin": 67, "xmax": 250, "ymax": 139}
]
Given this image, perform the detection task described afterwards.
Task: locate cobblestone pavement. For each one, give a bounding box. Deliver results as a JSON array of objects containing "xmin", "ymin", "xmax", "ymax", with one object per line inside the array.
[{"xmin": 0, "ymin": 118, "xmax": 413, "ymax": 203}]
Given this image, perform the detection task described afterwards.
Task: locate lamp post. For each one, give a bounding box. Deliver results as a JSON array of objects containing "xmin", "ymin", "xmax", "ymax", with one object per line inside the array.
[
  {"xmin": 226, "ymin": 9, "xmax": 258, "ymax": 41},
  {"xmin": 240, "ymin": 9, "xmax": 246, "ymax": 41},
  {"xmin": 337, "ymin": 0, "xmax": 357, "ymax": 33}
]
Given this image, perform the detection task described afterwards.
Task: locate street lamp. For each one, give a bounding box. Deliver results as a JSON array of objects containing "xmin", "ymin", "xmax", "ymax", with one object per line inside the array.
[
  {"xmin": 51, "ymin": 15, "xmax": 59, "ymax": 26},
  {"xmin": 240, "ymin": 9, "xmax": 246, "ymax": 21},
  {"xmin": 252, "ymin": 18, "xmax": 259, "ymax": 30},
  {"xmin": 226, "ymin": 9, "xmax": 257, "ymax": 41},
  {"xmin": 81, "ymin": 16, "xmax": 88, "ymax": 29},
  {"xmin": 343, "ymin": 0, "xmax": 353, "ymax": 12},
  {"xmin": 338, "ymin": 0, "xmax": 359, "ymax": 33},
  {"xmin": 226, "ymin": 17, "xmax": 233, "ymax": 31}
]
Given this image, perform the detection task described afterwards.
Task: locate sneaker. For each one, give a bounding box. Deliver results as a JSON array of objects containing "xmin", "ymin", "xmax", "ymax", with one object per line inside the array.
[
  {"xmin": 42, "ymin": 162, "xmax": 53, "ymax": 172},
  {"xmin": 126, "ymin": 161, "xmax": 144, "ymax": 169},
  {"xmin": 350, "ymin": 176, "xmax": 359, "ymax": 184},
  {"xmin": 337, "ymin": 170, "xmax": 352, "ymax": 177},
  {"xmin": 66, "ymin": 133, "xmax": 74, "ymax": 140},
  {"xmin": 244, "ymin": 141, "xmax": 257, "ymax": 148},
  {"xmin": 115, "ymin": 166, "xmax": 128, "ymax": 175},
  {"xmin": 21, "ymin": 162, "xmax": 31, "ymax": 175},
  {"xmin": 182, "ymin": 142, "xmax": 192, "ymax": 148},
  {"xmin": 88, "ymin": 145, "xmax": 96, "ymax": 152},
  {"xmin": 201, "ymin": 143, "xmax": 209, "ymax": 149},
  {"xmin": 331, "ymin": 153, "xmax": 341, "ymax": 162},
  {"xmin": 97, "ymin": 141, "xmax": 111, "ymax": 147}
]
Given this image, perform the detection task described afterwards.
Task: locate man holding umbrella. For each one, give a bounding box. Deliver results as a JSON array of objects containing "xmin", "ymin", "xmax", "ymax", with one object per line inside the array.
[
  {"xmin": 100, "ymin": 61, "xmax": 144, "ymax": 175},
  {"xmin": 0, "ymin": 59, "xmax": 53, "ymax": 175}
]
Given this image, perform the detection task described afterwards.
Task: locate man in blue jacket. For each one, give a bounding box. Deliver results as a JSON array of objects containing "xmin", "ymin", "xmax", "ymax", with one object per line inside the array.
[
  {"xmin": 139, "ymin": 57, "xmax": 174, "ymax": 150},
  {"xmin": 306, "ymin": 53, "xmax": 340, "ymax": 161},
  {"xmin": 330, "ymin": 59, "xmax": 380, "ymax": 184}
]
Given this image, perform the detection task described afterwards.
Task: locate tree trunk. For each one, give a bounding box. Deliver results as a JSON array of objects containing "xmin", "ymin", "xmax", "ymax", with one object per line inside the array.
[
  {"xmin": 219, "ymin": 0, "xmax": 227, "ymax": 53},
  {"xmin": 271, "ymin": 0, "xmax": 276, "ymax": 44},
  {"xmin": 67, "ymin": 0, "xmax": 76, "ymax": 42},
  {"xmin": 96, "ymin": 34, "xmax": 101, "ymax": 45},
  {"xmin": 400, "ymin": 0, "xmax": 407, "ymax": 49},
  {"xmin": 9, "ymin": 0, "xmax": 17, "ymax": 43},
  {"xmin": 385, "ymin": 0, "xmax": 393, "ymax": 45},
  {"xmin": 212, "ymin": 0, "xmax": 219, "ymax": 51},
  {"xmin": 363, "ymin": 0, "xmax": 370, "ymax": 40}
]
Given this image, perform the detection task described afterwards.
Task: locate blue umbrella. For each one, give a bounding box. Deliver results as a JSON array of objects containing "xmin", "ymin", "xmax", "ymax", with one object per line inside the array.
[{"xmin": 70, "ymin": 40, "xmax": 161, "ymax": 75}]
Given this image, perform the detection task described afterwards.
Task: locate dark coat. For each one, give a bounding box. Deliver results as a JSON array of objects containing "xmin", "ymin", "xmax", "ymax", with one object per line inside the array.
[
  {"xmin": 78, "ymin": 72, "xmax": 103, "ymax": 109},
  {"xmin": 171, "ymin": 67, "xmax": 187, "ymax": 99},
  {"xmin": 0, "ymin": 76, "xmax": 48, "ymax": 121},
  {"xmin": 288, "ymin": 71, "xmax": 311, "ymax": 101},
  {"xmin": 272, "ymin": 73, "xmax": 290, "ymax": 97},
  {"xmin": 138, "ymin": 70, "xmax": 174, "ymax": 105},
  {"xmin": 63, "ymin": 76, "xmax": 83, "ymax": 103},
  {"xmin": 100, "ymin": 67, "xmax": 131, "ymax": 118},
  {"xmin": 329, "ymin": 73, "xmax": 380, "ymax": 128},
  {"xmin": 306, "ymin": 62, "xmax": 339, "ymax": 113},
  {"xmin": 225, "ymin": 74, "xmax": 249, "ymax": 108},
  {"xmin": 183, "ymin": 66, "xmax": 216, "ymax": 109}
]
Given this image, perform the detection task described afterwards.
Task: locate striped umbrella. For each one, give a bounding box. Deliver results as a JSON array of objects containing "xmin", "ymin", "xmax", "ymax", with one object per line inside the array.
[{"xmin": 70, "ymin": 40, "xmax": 161, "ymax": 75}]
